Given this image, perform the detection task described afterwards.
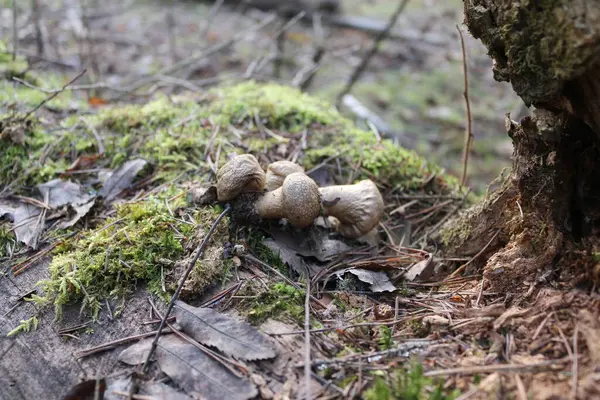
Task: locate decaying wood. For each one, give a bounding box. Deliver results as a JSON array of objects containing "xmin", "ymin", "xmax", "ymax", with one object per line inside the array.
[
  {"xmin": 442, "ymin": 1, "xmax": 600, "ymax": 292},
  {"xmin": 0, "ymin": 259, "xmax": 157, "ymax": 399}
]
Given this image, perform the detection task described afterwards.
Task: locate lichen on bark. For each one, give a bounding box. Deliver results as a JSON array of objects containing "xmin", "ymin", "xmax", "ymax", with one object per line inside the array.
[{"xmin": 464, "ymin": 0, "xmax": 600, "ymax": 105}]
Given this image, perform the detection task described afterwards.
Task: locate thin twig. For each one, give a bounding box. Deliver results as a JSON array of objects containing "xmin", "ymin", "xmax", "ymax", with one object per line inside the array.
[
  {"xmin": 456, "ymin": 25, "xmax": 473, "ymax": 188},
  {"xmin": 336, "ymin": 0, "xmax": 410, "ymax": 106},
  {"xmin": 11, "ymin": 238, "xmax": 65, "ymax": 276},
  {"xmin": 446, "ymin": 230, "xmax": 500, "ymax": 279},
  {"xmin": 415, "ymin": 189, "xmax": 470, "ymax": 245},
  {"xmin": 147, "ymin": 298, "xmax": 247, "ymax": 377},
  {"xmin": 13, "ymin": 76, "xmax": 127, "ymax": 93},
  {"xmin": 12, "ymin": 0, "xmax": 17, "ymax": 61},
  {"xmin": 571, "ymin": 325, "xmax": 579, "ymax": 399},
  {"xmin": 273, "ymin": 22, "xmax": 285, "ymax": 79},
  {"xmin": 122, "ymin": 15, "xmax": 276, "ymax": 94},
  {"xmin": 304, "ymin": 278, "xmax": 312, "ymax": 400},
  {"xmin": 298, "ymin": 13, "xmax": 326, "ymax": 91},
  {"xmin": 200, "ymin": 0, "xmax": 224, "ymax": 39},
  {"xmin": 75, "ymin": 329, "xmax": 173, "ymax": 358},
  {"xmin": 424, "ymin": 357, "xmax": 571, "ymax": 377},
  {"xmin": 271, "ymin": 317, "xmax": 408, "ymax": 336},
  {"xmin": 475, "ymin": 277, "xmax": 485, "ymax": 307},
  {"xmin": 532, "ymin": 311, "xmax": 554, "ymax": 340},
  {"xmin": 141, "ymin": 205, "xmax": 231, "ymax": 373},
  {"xmin": 31, "ymin": 0, "xmax": 44, "ymax": 56},
  {"xmin": 298, "ymin": 340, "xmax": 434, "ymax": 367},
  {"xmin": 22, "ymin": 69, "xmax": 87, "ymax": 120},
  {"xmin": 514, "ymin": 375, "xmax": 527, "ymax": 400},
  {"xmin": 166, "ymin": 1, "xmax": 177, "ymax": 64}
]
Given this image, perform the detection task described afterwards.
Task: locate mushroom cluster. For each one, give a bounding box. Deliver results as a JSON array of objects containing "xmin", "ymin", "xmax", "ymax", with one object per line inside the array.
[{"xmin": 215, "ymin": 154, "xmax": 384, "ymax": 238}]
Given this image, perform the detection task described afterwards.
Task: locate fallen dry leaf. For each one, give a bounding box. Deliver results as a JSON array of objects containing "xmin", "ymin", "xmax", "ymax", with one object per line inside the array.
[
  {"xmin": 263, "ymin": 237, "xmax": 320, "ymax": 276},
  {"xmin": 119, "ymin": 335, "xmax": 258, "ymax": 400},
  {"xmin": 66, "ymin": 154, "xmax": 101, "ymax": 172},
  {"xmin": 403, "ymin": 254, "xmax": 435, "ymax": 282},
  {"xmin": 99, "ymin": 159, "xmax": 148, "ymax": 202},
  {"xmin": 88, "ymin": 96, "xmax": 108, "ymax": 107},
  {"xmin": 337, "ymin": 268, "xmax": 396, "ymax": 292},
  {"xmin": 1, "ymin": 202, "xmax": 44, "ymax": 249},
  {"xmin": 102, "ymin": 376, "xmax": 192, "ymax": 400},
  {"xmin": 37, "ymin": 179, "xmax": 93, "ymax": 209},
  {"xmin": 263, "ymin": 226, "xmax": 352, "ymax": 275},
  {"xmin": 493, "ymin": 307, "xmax": 529, "ymax": 330},
  {"xmin": 174, "ymin": 300, "xmax": 277, "ymax": 361},
  {"xmin": 57, "ymin": 199, "xmax": 96, "ymax": 229}
]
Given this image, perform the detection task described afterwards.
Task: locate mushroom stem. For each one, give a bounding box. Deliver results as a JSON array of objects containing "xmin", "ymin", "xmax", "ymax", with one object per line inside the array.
[
  {"xmin": 319, "ymin": 180, "xmax": 384, "ymax": 238},
  {"xmin": 255, "ymin": 172, "xmax": 321, "ymax": 228}
]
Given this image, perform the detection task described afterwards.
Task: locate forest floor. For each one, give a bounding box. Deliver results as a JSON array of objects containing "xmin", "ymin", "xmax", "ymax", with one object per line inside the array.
[{"xmin": 1, "ymin": 1, "xmax": 598, "ymax": 400}]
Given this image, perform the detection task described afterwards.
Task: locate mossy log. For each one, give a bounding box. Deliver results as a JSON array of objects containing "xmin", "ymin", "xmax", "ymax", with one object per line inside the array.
[
  {"xmin": 0, "ymin": 73, "xmax": 460, "ymax": 398},
  {"xmin": 442, "ymin": 1, "xmax": 600, "ymax": 292}
]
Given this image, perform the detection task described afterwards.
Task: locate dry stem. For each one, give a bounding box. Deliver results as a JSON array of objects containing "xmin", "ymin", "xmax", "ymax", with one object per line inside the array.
[
  {"xmin": 336, "ymin": 0, "xmax": 410, "ymax": 106},
  {"xmin": 141, "ymin": 205, "xmax": 231, "ymax": 373},
  {"xmin": 456, "ymin": 25, "xmax": 473, "ymax": 188}
]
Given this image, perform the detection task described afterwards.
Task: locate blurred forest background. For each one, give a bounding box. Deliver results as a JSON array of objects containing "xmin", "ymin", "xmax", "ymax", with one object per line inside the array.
[{"xmin": 1, "ymin": 0, "xmax": 524, "ymax": 194}]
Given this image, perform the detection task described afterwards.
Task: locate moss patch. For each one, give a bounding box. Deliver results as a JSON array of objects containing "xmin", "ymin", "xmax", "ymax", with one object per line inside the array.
[
  {"xmin": 465, "ymin": 0, "xmax": 600, "ymax": 104},
  {"xmin": 36, "ymin": 190, "xmax": 227, "ymax": 319},
  {"xmin": 207, "ymin": 80, "xmax": 339, "ymax": 131},
  {"xmin": 246, "ymin": 282, "xmax": 305, "ymax": 325},
  {"xmin": 207, "ymin": 81, "xmax": 459, "ymax": 192},
  {"xmin": 0, "ymin": 41, "xmax": 34, "ymax": 82},
  {"xmin": 2, "ymin": 79, "xmax": 460, "ymax": 322},
  {"xmin": 362, "ymin": 361, "xmax": 460, "ymax": 400}
]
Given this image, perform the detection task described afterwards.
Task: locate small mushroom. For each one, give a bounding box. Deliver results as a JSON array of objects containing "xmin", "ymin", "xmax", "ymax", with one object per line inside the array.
[
  {"xmin": 265, "ymin": 160, "xmax": 305, "ymax": 191},
  {"xmin": 255, "ymin": 172, "xmax": 321, "ymax": 228},
  {"xmin": 319, "ymin": 180, "xmax": 384, "ymax": 238},
  {"xmin": 216, "ymin": 154, "xmax": 266, "ymax": 201}
]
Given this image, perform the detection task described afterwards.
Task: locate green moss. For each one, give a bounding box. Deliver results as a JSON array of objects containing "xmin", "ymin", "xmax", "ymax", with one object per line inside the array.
[
  {"xmin": 247, "ymin": 282, "xmax": 305, "ymax": 325},
  {"xmin": 0, "ymin": 224, "xmax": 15, "ymax": 257},
  {"xmin": 7, "ymin": 316, "xmax": 39, "ymax": 337},
  {"xmin": 438, "ymin": 213, "xmax": 473, "ymax": 249},
  {"xmin": 466, "ymin": 0, "xmax": 598, "ymax": 104},
  {"xmin": 37, "ymin": 189, "xmax": 227, "ymax": 319},
  {"xmin": 207, "ymin": 81, "xmax": 339, "ymax": 131},
  {"xmin": 0, "ymin": 115, "xmax": 62, "ymax": 185},
  {"xmin": 245, "ymin": 229, "xmax": 288, "ymax": 273},
  {"xmin": 305, "ymin": 127, "xmax": 457, "ymax": 191},
  {"xmin": 209, "ymin": 81, "xmax": 458, "ymax": 192},
  {"xmin": 0, "ymin": 79, "xmax": 461, "ymax": 323},
  {"xmin": 362, "ymin": 361, "xmax": 460, "ymax": 400},
  {"xmin": 2, "ymin": 80, "xmax": 458, "ymax": 195},
  {"xmin": 0, "ymin": 41, "xmax": 31, "ymax": 81},
  {"xmin": 377, "ymin": 326, "xmax": 393, "ymax": 350}
]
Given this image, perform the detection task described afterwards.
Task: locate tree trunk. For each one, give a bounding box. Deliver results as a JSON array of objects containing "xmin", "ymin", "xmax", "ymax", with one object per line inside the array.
[{"xmin": 442, "ymin": 1, "xmax": 600, "ymax": 294}]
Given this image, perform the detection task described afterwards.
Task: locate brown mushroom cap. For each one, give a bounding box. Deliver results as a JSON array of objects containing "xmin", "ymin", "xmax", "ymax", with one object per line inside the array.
[
  {"xmin": 319, "ymin": 180, "xmax": 384, "ymax": 238},
  {"xmin": 265, "ymin": 161, "xmax": 305, "ymax": 191},
  {"xmin": 256, "ymin": 172, "xmax": 321, "ymax": 228},
  {"xmin": 216, "ymin": 154, "xmax": 266, "ymax": 201}
]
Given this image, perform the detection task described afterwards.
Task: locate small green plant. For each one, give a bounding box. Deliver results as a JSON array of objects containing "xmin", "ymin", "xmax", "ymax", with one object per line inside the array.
[
  {"xmin": 248, "ymin": 282, "xmax": 304, "ymax": 325},
  {"xmin": 378, "ymin": 326, "xmax": 393, "ymax": 350},
  {"xmin": 7, "ymin": 316, "xmax": 39, "ymax": 337},
  {"xmin": 362, "ymin": 361, "xmax": 460, "ymax": 400}
]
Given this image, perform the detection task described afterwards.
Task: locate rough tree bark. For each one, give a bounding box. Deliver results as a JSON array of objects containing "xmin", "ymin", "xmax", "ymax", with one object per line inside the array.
[{"xmin": 442, "ymin": 1, "xmax": 600, "ymax": 294}]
